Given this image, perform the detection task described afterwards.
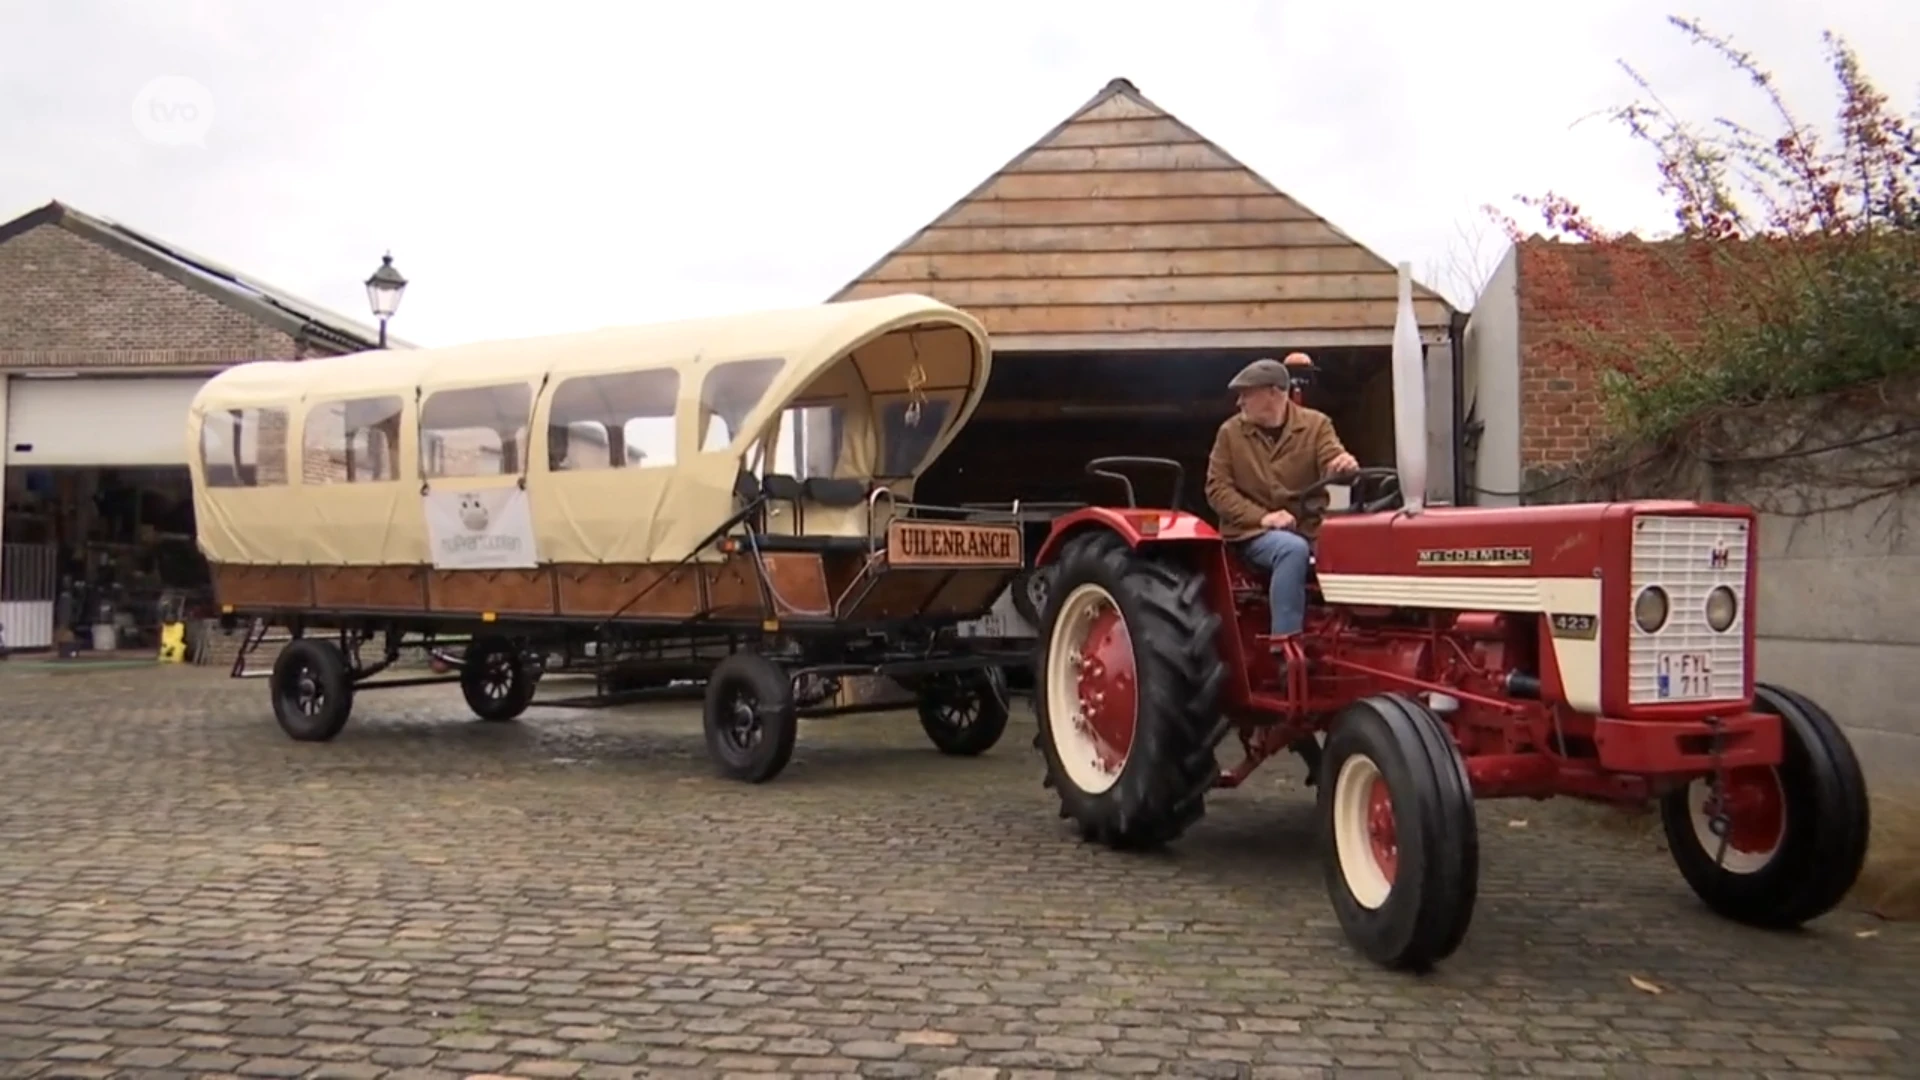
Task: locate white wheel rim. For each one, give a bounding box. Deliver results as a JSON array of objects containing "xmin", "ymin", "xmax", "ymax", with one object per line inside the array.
[
  {"xmin": 1684, "ymin": 769, "xmax": 1785, "ymax": 875},
  {"xmin": 1044, "ymin": 582, "xmax": 1136, "ymax": 795},
  {"xmin": 1332, "ymin": 753, "xmax": 1396, "ymax": 910}
]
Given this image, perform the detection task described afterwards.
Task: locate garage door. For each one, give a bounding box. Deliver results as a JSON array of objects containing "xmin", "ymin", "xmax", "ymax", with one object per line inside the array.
[{"xmin": 5, "ymin": 375, "xmax": 209, "ymax": 467}]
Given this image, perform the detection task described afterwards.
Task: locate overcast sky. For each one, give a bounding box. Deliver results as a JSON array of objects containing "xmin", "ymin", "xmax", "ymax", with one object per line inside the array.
[{"xmin": 2, "ymin": 0, "xmax": 1915, "ymax": 348}]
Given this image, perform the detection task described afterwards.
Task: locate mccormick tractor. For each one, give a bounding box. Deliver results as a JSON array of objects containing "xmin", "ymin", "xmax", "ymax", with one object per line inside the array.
[{"xmin": 1026, "ymin": 264, "xmax": 1871, "ymax": 971}]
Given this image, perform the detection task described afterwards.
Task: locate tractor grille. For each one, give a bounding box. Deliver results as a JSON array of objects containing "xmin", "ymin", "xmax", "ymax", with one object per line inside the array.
[{"xmin": 1627, "ymin": 514, "xmax": 1750, "ymax": 705}]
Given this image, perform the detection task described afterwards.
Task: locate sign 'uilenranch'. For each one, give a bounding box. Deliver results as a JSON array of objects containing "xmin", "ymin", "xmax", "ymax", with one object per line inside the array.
[{"xmin": 887, "ymin": 521, "xmax": 1023, "ymax": 568}]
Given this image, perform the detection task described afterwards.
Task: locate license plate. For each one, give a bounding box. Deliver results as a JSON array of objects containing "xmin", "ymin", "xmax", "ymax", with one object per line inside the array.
[{"xmin": 1656, "ymin": 652, "xmax": 1715, "ymax": 700}]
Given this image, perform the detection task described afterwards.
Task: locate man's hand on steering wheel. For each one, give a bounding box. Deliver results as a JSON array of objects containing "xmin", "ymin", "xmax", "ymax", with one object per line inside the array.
[{"xmin": 1326, "ymin": 451, "xmax": 1359, "ymax": 477}]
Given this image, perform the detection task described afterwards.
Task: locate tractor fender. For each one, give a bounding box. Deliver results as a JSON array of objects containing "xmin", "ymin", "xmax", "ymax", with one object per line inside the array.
[{"xmin": 1033, "ymin": 507, "xmax": 1223, "ymax": 566}]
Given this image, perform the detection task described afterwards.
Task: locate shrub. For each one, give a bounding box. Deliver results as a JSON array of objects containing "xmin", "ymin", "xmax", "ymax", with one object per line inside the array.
[{"xmin": 1489, "ymin": 16, "xmax": 1920, "ymax": 448}]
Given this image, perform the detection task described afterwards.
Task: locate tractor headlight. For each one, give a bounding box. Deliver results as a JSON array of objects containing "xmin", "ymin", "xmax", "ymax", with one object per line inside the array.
[
  {"xmin": 1705, "ymin": 585, "xmax": 1738, "ymax": 632},
  {"xmin": 1634, "ymin": 586, "xmax": 1670, "ymax": 634}
]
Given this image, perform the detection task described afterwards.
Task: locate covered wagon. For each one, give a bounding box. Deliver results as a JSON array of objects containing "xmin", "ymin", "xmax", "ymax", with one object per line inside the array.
[{"xmin": 190, "ymin": 293, "xmax": 1028, "ymax": 781}]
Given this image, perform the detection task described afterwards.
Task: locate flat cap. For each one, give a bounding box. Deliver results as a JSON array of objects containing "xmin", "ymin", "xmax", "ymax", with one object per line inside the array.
[{"xmin": 1227, "ymin": 357, "xmax": 1292, "ymax": 391}]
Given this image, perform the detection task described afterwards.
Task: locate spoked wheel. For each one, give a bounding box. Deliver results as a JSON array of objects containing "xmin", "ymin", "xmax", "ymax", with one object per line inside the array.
[
  {"xmin": 269, "ymin": 637, "xmax": 355, "ymax": 742},
  {"xmin": 917, "ymin": 667, "xmax": 1011, "ymax": 756},
  {"xmin": 461, "ymin": 635, "xmax": 535, "ymax": 722},
  {"xmin": 702, "ymin": 652, "xmax": 798, "ymax": 783},
  {"xmin": 1660, "ymin": 683, "xmax": 1869, "ymax": 928},
  {"xmin": 1319, "ymin": 693, "xmax": 1479, "ymax": 971},
  {"xmin": 1010, "ymin": 565, "xmax": 1055, "ymax": 628},
  {"xmin": 1033, "ymin": 531, "xmax": 1223, "ymax": 850}
]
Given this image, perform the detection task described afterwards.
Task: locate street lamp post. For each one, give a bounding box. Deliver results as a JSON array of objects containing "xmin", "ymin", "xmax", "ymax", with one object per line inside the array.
[{"xmin": 364, "ymin": 252, "xmax": 408, "ymax": 349}]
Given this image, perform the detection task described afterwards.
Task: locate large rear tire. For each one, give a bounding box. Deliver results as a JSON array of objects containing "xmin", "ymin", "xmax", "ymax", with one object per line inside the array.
[
  {"xmin": 702, "ymin": 652, "xmax": 798, "ymax": 784},
  {"xmin": 1033, "ymin": 531, "xmax": 1224, "ymax": 850},
  {"xmin": 1660, "ymin": 683, "xmax": 1870, "ymax": 928},
  {"xmin": 270, "ymin": 638, "xmax": 355, "ymax": 742},
  {"xmin": 1319, "ymin": 693, "xmax": 1479, "ymax": 971}
]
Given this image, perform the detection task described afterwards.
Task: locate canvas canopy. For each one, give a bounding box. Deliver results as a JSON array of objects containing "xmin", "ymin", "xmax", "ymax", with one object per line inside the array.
[{"xmin": 188, "ymin": 293, "xmax": 993, "ymax": 566}]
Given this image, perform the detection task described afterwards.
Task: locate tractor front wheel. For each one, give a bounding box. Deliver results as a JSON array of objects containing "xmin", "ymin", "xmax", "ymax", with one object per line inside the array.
[
  {"xmin": 1319, "ymin": 693, "xmax": 1479, "ymax": 971},
  {"xmin": 1033, "ymin": 532, "xmax": 1224, "ymax": 850},
  {"xmin": 1660, "ymin": 683, "xmax": 1869, "ymax": 928}
]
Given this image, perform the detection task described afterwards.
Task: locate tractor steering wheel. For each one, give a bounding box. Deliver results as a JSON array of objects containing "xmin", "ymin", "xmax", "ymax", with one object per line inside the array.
[{"xmin": 1295, "ymin": 466, "xmax": 1404, "ymax": 515}]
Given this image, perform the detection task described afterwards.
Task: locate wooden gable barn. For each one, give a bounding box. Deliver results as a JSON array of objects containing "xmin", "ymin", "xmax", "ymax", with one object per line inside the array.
[{"xmin": 831, "ymin": 78, "xmax": 1460, "ymax": 508}]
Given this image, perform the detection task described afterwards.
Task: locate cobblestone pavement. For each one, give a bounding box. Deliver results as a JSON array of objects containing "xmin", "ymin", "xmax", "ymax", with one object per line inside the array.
[{"xmin": 2, "ymin": 664, "xmax": 1917, "ymax": 1080}]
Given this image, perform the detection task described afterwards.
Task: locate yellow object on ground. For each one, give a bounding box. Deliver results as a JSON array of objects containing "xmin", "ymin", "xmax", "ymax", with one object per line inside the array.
[{"xmin": 158, "ymin": 622, "xmax": 187, "ymax": 663}]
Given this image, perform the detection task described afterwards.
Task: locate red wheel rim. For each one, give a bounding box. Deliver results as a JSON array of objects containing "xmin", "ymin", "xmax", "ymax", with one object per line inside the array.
[
  {"xmin": 1716, "ymin": 766, "xmax": 1786, "ymax": 857},
  {"xmin": 1366, "ymin": 776, "xmax": 1398, "ymax": 883},
  {"xmin": 1074, "ymin": 602, "xmax": 1138, "ymax": 774}
]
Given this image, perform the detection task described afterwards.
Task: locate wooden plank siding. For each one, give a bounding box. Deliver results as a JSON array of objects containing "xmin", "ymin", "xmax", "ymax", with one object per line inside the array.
[{"xmin": 830, "ymin": 79, "xmax": 1453, "ymax": 351}]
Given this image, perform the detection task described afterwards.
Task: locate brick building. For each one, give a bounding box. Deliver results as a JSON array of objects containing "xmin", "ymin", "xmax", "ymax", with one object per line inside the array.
[
  {"xmin": 0, "ymin": 200, "xmax": 403, "ymax": 653},
  {"xmin": 1461, "ymin": 234, "xmax": 1743, "ymax": 499}
]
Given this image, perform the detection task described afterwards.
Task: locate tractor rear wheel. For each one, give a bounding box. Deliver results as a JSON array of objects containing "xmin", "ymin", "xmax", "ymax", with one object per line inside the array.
[
  {"xmin": 1319, "ymin": 693, "xmax": 1479, "ymax": 971},
  {"xmin": 1660, "ymin": 683, "xmax": 1869, "ymax": 928},
  {"xmin": 1033, "ymin": 531, "xmax": 1224, "ymax": 850}
]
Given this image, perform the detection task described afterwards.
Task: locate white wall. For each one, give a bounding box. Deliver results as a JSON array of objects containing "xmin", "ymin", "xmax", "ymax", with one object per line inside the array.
[
  {"xmin": 1462, "ymin": 244, "xmax": 1522, "ymax": 506},
  {"xmin": 4, "ymin": 374, "xmax": 209, "ymax": 467},
  {"xmin": 1423, "ymin": 340, "xmax": 1456, "ymax": 505}
]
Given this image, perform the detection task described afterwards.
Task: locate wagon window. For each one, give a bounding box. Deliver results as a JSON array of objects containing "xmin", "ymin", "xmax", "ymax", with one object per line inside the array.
[
  {"xmin": 698, "ymin": 357, "xmax": 785, "ymax": 452},
  {"xmin": 199, "ymin": 406, "xmax": 290, "ymax": 488},
  {"xmin": 546, "ymin": 368, "xmax": 680, "ymax": 470},
  {"xmin": 770, "ymin": 403, "xmax": 845, "ymax": 479},
  {"xmin": 878, "ymin": 396, "xmax": 954, "ymax": 477},
  {"xmin": 302, "ymin": 395, "xmax": 404, "ymax": 484},
  {"xmin": 419, "ymin": 382, "xmax": 533, "ymax": 478}
]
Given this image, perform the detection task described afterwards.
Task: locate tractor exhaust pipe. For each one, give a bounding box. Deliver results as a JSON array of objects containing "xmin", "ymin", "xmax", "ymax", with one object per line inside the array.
[{"xmin": 1391, "ymin": 261, "xmax": 1428, "ymax": 516}]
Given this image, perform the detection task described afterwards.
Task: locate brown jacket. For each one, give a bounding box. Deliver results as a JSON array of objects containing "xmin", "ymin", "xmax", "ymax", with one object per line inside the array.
[{"xmin": 1204, "ymin": 405, "xmax": 1350, "ymax": 542}]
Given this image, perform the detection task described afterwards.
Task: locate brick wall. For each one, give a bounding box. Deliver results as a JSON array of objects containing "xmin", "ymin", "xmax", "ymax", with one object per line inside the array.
[
  {"xmin": 1513, "ymin": 237, "xmax": 1726, "ymax": 473},
  {"xmin": 0, "ymin": 222, "xmax": 304, "ymax": 367}
]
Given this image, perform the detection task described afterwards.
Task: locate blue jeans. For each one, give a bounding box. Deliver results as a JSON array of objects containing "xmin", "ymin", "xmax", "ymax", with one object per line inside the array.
[{"xmin": 1237, "ymin": 528, "xmax": 1312, "ymax": 637}]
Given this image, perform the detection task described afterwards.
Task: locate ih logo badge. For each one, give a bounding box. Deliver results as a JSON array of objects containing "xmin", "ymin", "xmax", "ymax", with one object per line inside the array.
[{"xmin": 1707, "ymin": 543, "xmax": 1731, "ymax": 569}]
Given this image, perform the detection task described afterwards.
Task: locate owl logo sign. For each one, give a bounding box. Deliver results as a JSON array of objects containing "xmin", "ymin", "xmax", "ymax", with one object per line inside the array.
[
  {"xmin": 423, "ymin": 487, "xmax": 538, "ymax": 570},
  {"xmin": 458, "ymin": 493, "xmax": 490, "ymax": 533}
]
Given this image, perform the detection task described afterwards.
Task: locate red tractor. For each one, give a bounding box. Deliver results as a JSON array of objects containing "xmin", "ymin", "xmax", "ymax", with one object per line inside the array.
[{"xmin": 1025, "ymin": 269, "xmax": 1871, "ymax": 972}]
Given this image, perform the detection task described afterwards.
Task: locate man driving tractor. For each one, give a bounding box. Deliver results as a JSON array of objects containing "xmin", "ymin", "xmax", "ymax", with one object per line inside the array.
[{"xmin": 1203, "ymin": 354, "xmax": 1358, "ymax": 653}]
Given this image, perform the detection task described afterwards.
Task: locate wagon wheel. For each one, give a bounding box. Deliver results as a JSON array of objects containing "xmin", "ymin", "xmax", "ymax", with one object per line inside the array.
[
  {"xmin": 916, "ymin": 668, "xmax": 1010, "ymax": 756},
  {"xmin": 1660, "ymin": 683, "xmax": 1869, "ymax": 928},
  {"xmin": 702, "ymin": 652, "xmax": 798, "ymax": 784},
  {"xmin": 269, "ymin": 637, "xmax": 355, "ymax": 742},
  {"xmin": 1032, "ymin": 530, "xmax": 1224, "ymax": 850},
  {"xmin": 1319, "ymin": 692, "xmax": 1479, "ymax": 971},
  {"xmin": 1010, "ymin": 565, "xmax": 1055, "ymax": 628},
  {"xmin": 461, "ymin": 636, "xmax": 534, "ymax": 722}
]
